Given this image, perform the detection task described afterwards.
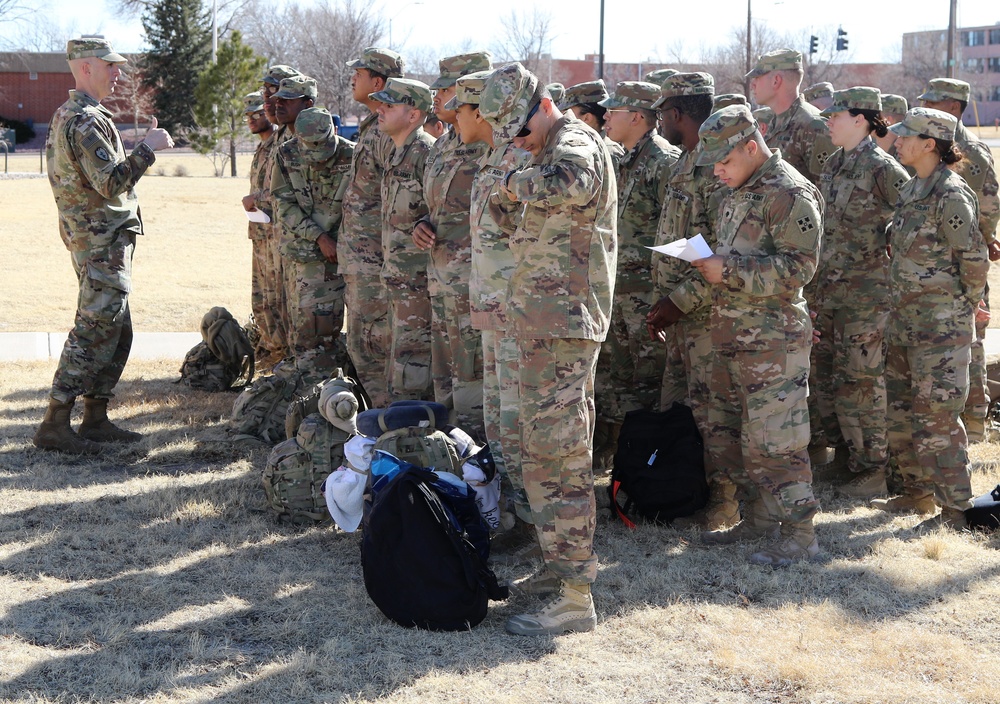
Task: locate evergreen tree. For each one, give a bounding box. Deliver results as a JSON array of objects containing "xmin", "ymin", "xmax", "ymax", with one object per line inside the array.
[
  {"xmin": 142, "ymin": 0, "xmax": 211, "ymax": 133},
  {"xmin": 192, "ymin": 31, "xmax": 266, "ymax": 177}
]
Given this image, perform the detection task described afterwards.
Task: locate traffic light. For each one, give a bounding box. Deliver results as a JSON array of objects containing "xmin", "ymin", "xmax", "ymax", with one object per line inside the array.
[
  {"xmin": 809, "ymin": 35, "xmax": 818, "ymax": 55},
  {"xmin": 837, "ymin": 28, "xmax": 849, "ymax": 52}
]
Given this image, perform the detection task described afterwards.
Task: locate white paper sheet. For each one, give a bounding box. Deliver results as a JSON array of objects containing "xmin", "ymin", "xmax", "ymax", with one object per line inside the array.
[
  {"xmin": 647, "ymin": 233, "xmax": 713, "ymax": 262},
  {"xmin": 245, "ymin": 208, "xmax": 270, "ymax": 223}
]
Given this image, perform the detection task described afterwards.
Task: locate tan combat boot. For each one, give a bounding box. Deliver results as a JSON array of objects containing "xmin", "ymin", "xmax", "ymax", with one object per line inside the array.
[
  {"xmin": 839, "ymin": 468, "xmax": 887, "ymax": 498},
  {"xmin": 505, "ymin": 581, "xmax": 597, "ymax": 636},
  {"xmin": 870, "ymin": 491, "xmax": 936, "ymax": 515},
  {"xmin": 33, "ymin": 400, "xmax": 102, "ymax": 455},
  {"xmin": 592, "ymin": 421, "xmax": 622, "ymax": 472},
  {"xmin": 77, "ymin": 396, "xmax": 143, "ymax": 443},
  {"xmin": 674, "ymin": 479, "xmax": 739, "ymax": 530},
  {"xmin": 812, "ymin": 444, "xmax": 851, "ymax": 483},
  {"xmin": 701, "ymin": 498, "xmax": 780, "ymax": 545},
  {"xmin": 508, "ymin": 567, "xmax": 562, "ymax": 597},
  {"xmin": 749, "ymin": 519, "xmax": 820, "ymax": 567},
  {"xmin": 915, "ymin": 507, "xmax": 968, "ymax": 532}
]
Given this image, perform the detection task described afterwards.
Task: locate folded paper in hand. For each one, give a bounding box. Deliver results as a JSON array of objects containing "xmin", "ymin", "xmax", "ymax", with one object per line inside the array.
[
  {"xmin": 647, "ymin": 233, "xmax": 713, "ymax": 262},
  {"xmin": 246, "ymin": 208, "xmax": 270, "ymax": 223}
]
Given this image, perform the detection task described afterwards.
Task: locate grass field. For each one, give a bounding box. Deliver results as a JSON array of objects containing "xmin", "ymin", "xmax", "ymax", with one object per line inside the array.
[{"xmin": 3, "ymin": 153, "xmax": 1000, "ymax": 703}]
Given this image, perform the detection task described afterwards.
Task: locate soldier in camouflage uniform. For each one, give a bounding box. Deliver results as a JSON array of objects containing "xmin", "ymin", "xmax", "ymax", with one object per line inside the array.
[
  {"xmin": 339, "ymin": 48, "xmax": 404, "ymax": 409},
  {"xmin": 560, "ymin": 80, "xmax": 626, "ymax": 169},
  {"xmin": 544, "ymin": 82, "xmax": 565, "ymax": 106},
  {"xmin": 34, "ymin": 37, "xmax": 174, "ymax": 454},
  {"xmin": 412, "ymin": 52, "xmax": 492, "ymax": 437},
  {"xmin": 811, "ymin": 88, "xmax": 910, "ymax": 498},
  {"xmin": 875, "ymin": 94, "xmax": 908, "ymax": 158},
  {"xmin": 714, "ymin": 94, "xmax": 748, "ymax": 110},
  {"xmin": 692, "ymin": 105, "xmax": 823, "ymax": 566},
  {"xmin": 241, "ymin": 92, "xmax": 283, "ymax": 369},
  {"xmin": 591, "ymin": 81, "xmax": 679, "ymax": 468},
  {"xmin": 371, "ymin": 78, "xmax": 437, "ymax": 402},
  {"xmin": 481, "ymin": 62, "xmax": 617, "ymax": 635},
  {"xmin": 871, "ymin": 108, "xmax": 989, "ymax": 530},
  {"xmin": 271, "ymin": 105, "xmax": 354, "ymax": 378},
  {"xmin": 919, "ymin": 78, "xmax": 1000, "ymax": 442},
  {"xmin": 803, "ymin": 82, "xmax": 834, "ymax": 111},
  {"xmin": 748, "ymin": 48, "xmax": 836, "ymax": 465},
  {"xmin": 453, "ymin": 70, "xmax": 534, "ymax": 529},
  {"xmin": 647, "ymin": 72, "xmax": 738, "ymax": 530}
]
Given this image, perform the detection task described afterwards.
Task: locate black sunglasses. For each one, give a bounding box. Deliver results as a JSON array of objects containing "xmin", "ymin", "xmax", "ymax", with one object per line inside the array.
[{"xmin": 516, "ymin": 101, "xmax": 541, "ymax": 138}]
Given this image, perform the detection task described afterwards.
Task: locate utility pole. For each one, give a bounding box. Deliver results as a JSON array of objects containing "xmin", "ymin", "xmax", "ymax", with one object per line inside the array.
[
  {"xmin": 598, "ymin": 0, "xmax": 606, "ymax": 80},
  {"xmin": 946, "ymin": 0, "xmax": 957, "ymax": 78},
  {"xmin": 744, "ymin": 0, "xmax": 753, "ymax": 98}
]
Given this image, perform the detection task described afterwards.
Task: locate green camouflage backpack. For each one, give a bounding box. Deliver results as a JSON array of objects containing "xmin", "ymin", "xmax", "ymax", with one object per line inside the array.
[
  {"xmin": 373, "ymin": 426, "xmax": 464, "ymax": 474},
  {"xmin": 285, "ymin": 370, "xmax": 367, "ymax": 440},
  {"xmin": 178, "ymin": 307, "xmax": 255, "ymax": 392},
  {"xmin": 262, "ymin": 413, "xmax": 351, "ymax": 525},
  {"xmin": 229, "ymin": 360, "xmax": 313, "ymax": 444}
]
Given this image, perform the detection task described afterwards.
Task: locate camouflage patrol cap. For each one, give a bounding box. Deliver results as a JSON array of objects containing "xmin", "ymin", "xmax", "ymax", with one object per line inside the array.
[
  {"xmin": 644, "ymin": 68, "xmax": 678, "ymax": 86},
  {"xmin": 545, "ymin": 82, "xmax": 565, "ymax": 105},
  {"xmin": 752, "ymin": 106, "xmax": 775, "ymax": 129},
  {"xmin": 746, "ymin": 48, "xmax": 802, "ymax": 78},
  {"xmin": 243, "ymin": 91, "xmax": 265, "ymax": 114},
  {"xmin": 696, "ymin": 105, "xmax": 759, "ymax": 166},
  {"xmin": 262, "ymin": 65, "xmax": 300, "ymax": 86},
  {"xmin": 444, "ymin": 69, "xmax": 494, "ymax": 110},
  {"xmin": 803, "ymin": 82, "xmax": 835, "ymax": 102},
  {"xmin": 66, "ymin": 37, "xmax": 126, "ymax": 63},
  {"xmin": 275, "ymin": 75, "xmax": 318, "ymax": 100},
  {"xmin": 918, "ymin": 78, "xmax": 971, "ymax": 103},
  {"xmin": 820, "ymin": 86, "xmax": 882, "ymax": 116},
  {"xmin": 888, "ymin": 107, "xmax": 957, "ymax": 141},
  {"xmin": 713, "ymin": 93, "xmax": 747, "ymax": 109},
  {"xmin": 880, "ymin": 93, "xmax": 908, "ymax": 117},
  {"xmin": 652, "ymin": 72, "xmax": 715, "ymax": 108},
  {"xmin": 430, "ymin": 51, "xmax": 493, "ymax": 90},
  {"xmin": 369, "ymin": 77, "xmax": 432, "ymax": 112},
  {"xmin": 600, "ymin": 81, "xmax": 661, "ymax": 110},
  {"xmin": 479, "ymin": 62, "xmax": 540, "ymax": 145},
  {"xmin": 295, "ymin": 107, "xmax": 335, "ymax": 144},
  {"xmin": 559, "ymin": 80, "xmax": 610, "ymax": 110},
  {"xmin": 346, "ymin": 47, "xmax": 404, "ymax": 78}
]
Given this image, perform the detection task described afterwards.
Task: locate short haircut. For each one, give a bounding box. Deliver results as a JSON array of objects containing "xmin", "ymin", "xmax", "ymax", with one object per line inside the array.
[{"xmin": 660, "ymin": 94, "xmax": 714, "ymax": 124}]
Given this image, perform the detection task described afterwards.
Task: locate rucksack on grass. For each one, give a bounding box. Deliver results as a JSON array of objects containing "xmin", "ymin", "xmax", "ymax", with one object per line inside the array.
[
  {"xmin": 177, "ymin": 307, "xmax": 255, "ymax": 391},
  {"xmin": 609, "ymin": 403, "xmax": 709, "ymax": 527},
  {"xmin": 229, "ymin": 360, "xmax": 311, "ymax": 444}
]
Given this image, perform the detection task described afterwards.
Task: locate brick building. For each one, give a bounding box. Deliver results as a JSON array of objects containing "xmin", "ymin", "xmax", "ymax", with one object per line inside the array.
[{"xmin": 0, "ymin": 52, "xmax": 74, "ymax": 130}]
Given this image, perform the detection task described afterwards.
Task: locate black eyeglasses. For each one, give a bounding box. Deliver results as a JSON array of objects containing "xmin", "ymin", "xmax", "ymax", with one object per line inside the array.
[{"xmin": 516, "ymin": 101, "xmax": 541, "ymax": 138}]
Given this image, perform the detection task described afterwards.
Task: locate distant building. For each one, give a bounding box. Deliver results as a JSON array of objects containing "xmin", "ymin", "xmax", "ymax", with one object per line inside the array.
[
  {"xmin": 0, "ymin": 52, "xmax": 74, "ymax": 130},
  {"xmin": 903, "ymin": 23, "xmax": 1000, "ymax": 125}
]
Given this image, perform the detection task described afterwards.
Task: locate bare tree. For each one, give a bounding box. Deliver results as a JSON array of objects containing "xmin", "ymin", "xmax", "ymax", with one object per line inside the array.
[
  {"xmin": 700, "ymin": 21, "xmax": 794, "ymax": 96},
  {"xmin": 491, "ymin": 8, "xmax": 554, "ymax": 74},
  {"xmin": 105, "ymin": 56, "xmax": 157, "ymax": 141}
]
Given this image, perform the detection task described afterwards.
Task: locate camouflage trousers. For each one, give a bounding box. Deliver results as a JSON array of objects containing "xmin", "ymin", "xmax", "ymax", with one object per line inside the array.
[
  {"xmin": 595, "ymin": 289, "xmax": 665, "ymax": 423},
  {"xmin": 283, "ymin": 257, "xmax": 346, "ymax": 378},
  {"xmin": 707, "ymin": 346, "xmax": 819, "ymax": 524},
  {"xmin": 51, "ymin": 267, "xmax": 133, "ymax": 404},
  {"xmin": 660, "ymin": 314, "xmax": 721, "ymax": 484},
  {"xmin": 251, "ymin": 233, "xmax": 289, "ymax": 363},
  {"xmin": 813, "ymin": 306, "xmax": 889, "ymax": 473},
  {"xmin": 964, "ymin": 318, "xmax": 989, "ymax": 425},
  {"xmin": 482, "ymin": 330, "xmax": 529, "ymax": 523},
  {"xmin": 343, "ymin": 273, "xmax": 390, "ymax": 409},
  {"xmin": 885, "ymin": 341, "xmax": 973, "ymax": 511},
  {"xmin": 431, "ymin": 292, "xmax": 485, "ymax": 440},
  {"xmin": 518, "ymin": 337, "xmax": 600, "ymax": 585},
  {"xmin": 386, "ymin": 273, "xmax": 433, "ymax": 403}
]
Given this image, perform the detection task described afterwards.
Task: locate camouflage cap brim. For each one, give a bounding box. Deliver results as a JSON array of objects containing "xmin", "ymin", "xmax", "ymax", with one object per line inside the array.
[
  {"xmin": 430, "ymin": 76, "xmax": 458, "ymax": 90},
  {"xmin": 819, "ymin": 104, "xmax": 849, "ymax": 117},
  {"xmin": 695, "ymin": 123, "xmax": 757, "ymax": 166},
  {"xmin": 443, "ymin": 95, "xmax": 460, "ymax": 111},
  {"xmin": 274, "ymin": 88, "xmax": 308, "ymax": 99},
  {"xmin": 917, "ymin": 89, "xmax": 953, "ymax": 102},
  {"xmin": 69, "ymin": 48, "xmax": 127, "ymax": 63}
]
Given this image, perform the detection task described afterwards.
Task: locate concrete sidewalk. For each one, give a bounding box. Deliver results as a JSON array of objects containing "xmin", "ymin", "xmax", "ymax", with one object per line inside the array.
[{"xmin": 3, "ymin": 329, "xmax": 1000, "ymax": 364}]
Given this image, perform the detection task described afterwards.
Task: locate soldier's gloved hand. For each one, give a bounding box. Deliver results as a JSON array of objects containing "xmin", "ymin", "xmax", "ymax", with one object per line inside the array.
[
  {"xmin": 141, "ymin": 117, "xmax": 174, "ymax": 151},
  {"xmin": 988, "ymin": 240, "xmax": 1000, "ymax": 262},
  {"xmin": 691, "ymin": 254, "xmax": 724, "ymax": 284},
  {"xmin": 317, "ymin": 233, "xmax": 338, "ymax": 264},
  {"xmin": 412, "ymin": 222, "xmax": 436, "ymax": 250}
]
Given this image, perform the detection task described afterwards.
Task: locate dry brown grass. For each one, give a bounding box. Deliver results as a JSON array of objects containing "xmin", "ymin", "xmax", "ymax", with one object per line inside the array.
[{"xmin": 2, "ymin": 359, "xmax": 1000, "ymax": 703}]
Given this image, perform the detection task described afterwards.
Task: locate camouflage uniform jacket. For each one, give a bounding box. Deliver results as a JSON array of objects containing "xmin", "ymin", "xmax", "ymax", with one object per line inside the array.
[
  {"xmin": 469, "ymin": 142, "xmax": 530, "ymax": 331},
  {"xmin": 766, "ymin": 95, "xmax": 834, "ymax": 186},
  {"xmin": 489, "ymin": 114, "xmax": 618, "ymax": 341},
  {"xmin": 614, "ymin": 129, "xmax": 679, "ymax": 293},
  {"xmin": 381, "ymin": 127, "xmax": 436, "ymax": 288},
  {"xmin": 45, "ymin": 89, "xmax": 155, "ymax": 292},
  {"xmin": 816, "ymin": 137, "xmax": 909, "ymax": 309},
  {"xmin": 248, "ymin": 129, "xmax": 277, "ymax": 241},
  {"xmin": 338, "ymin": 112, "xmax": 395, "ymax": 276},
  {"xmin": 953, "ymin": 122, "xmax": 1000, "ymax": 245},
  {"xmin": 887, "ymin": 162, "xmax": 988, "ymax": 347},
  {"xmin": 419, "ymin": 127, "xmax": 489, "ymax": 296},
  {"xmin": 654, "ymin": 144, "xmax": 729, "ymax": 319},
  {"xmin": 271, "ymin": 133, "xmax": 355, "ymax": 263},
  {"xmin": 605, "ymin": 134, "xmax": 626, "ymax": 170},
  {"xmin": 712, "ymin": 150, "xmax": 823, "ymax": 351}
]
